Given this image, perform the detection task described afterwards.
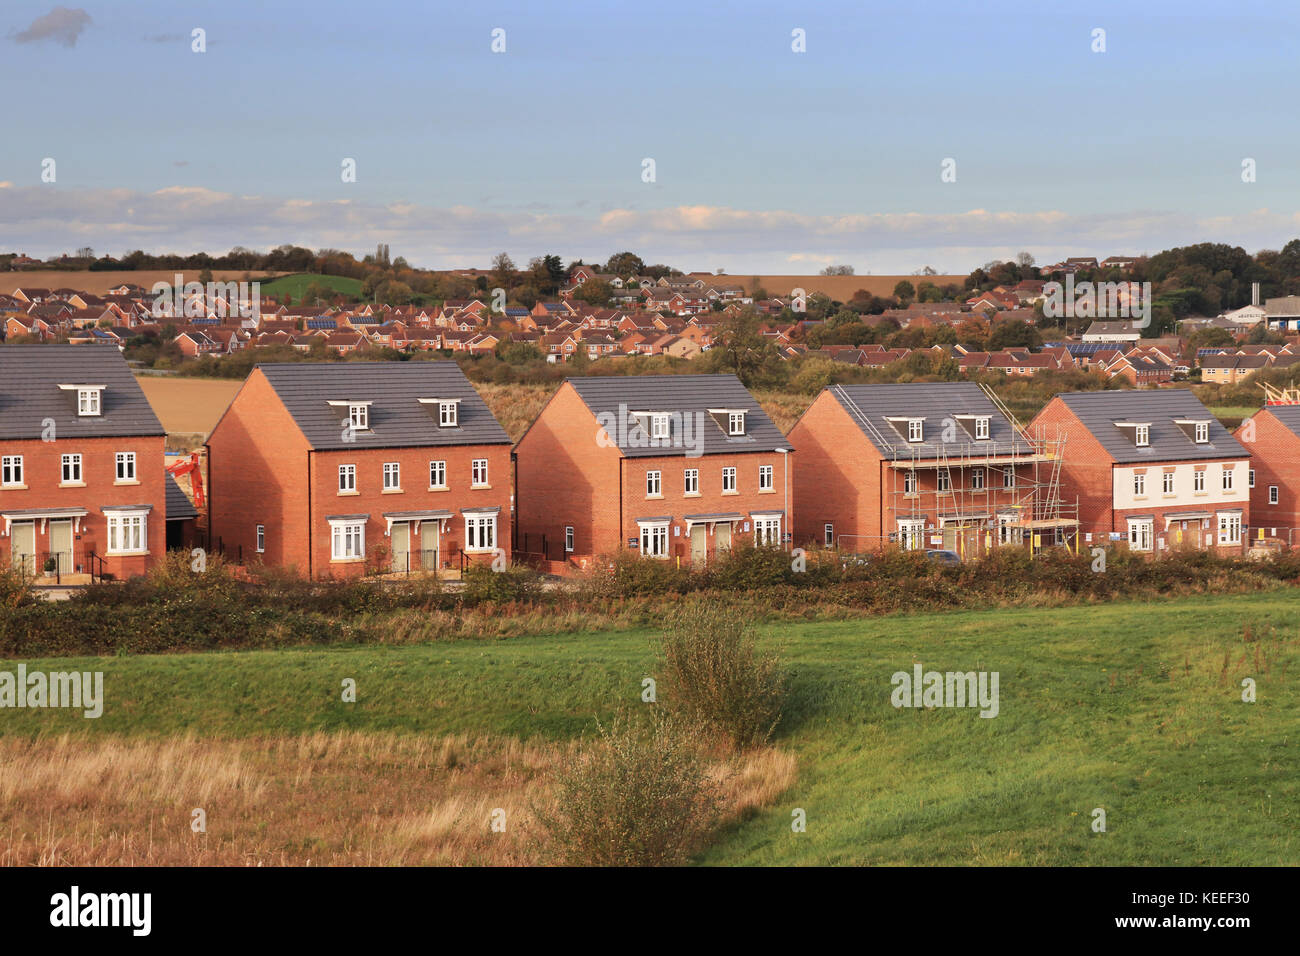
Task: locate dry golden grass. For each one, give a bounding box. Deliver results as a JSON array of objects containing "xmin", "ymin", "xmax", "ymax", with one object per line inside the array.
[
  {"xmin": 0, "ymin": 732, "xmax": 794, "ymax": 866},
  {"xmin": 136, "ymin": 376, "xmax": 243, "ymax": 435},
  {"xmin": 3, "ymin": 270, "xmax": 279, "ymax": 297}
]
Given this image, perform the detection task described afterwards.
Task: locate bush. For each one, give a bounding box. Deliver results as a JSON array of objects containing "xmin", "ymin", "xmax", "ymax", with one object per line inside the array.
[
  {"xmin": 540, "ymin": 715, "xmax": 721, "ymax": 866},
  {"xmin": 657, "ymin": 602, "xmax": 787, "ymax": 750},
  {"xmin": 462, "ymin": 564, "xmax": 543, "ymax": 605}
]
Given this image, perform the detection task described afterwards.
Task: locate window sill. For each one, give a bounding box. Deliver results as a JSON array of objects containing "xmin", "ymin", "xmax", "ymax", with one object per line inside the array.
[
  {"xmin": 337, "ymin": 490, "xmax": 359, "ymax": 497},
  {"xmin": 463, "ymin": 548, "xmax": 497, "ymax": 556},
  {"xmin": 330, "ymin": 556, "xmax": 365, "ymax": 564},
  {"xmin": 1, "ymin": 484, "xmax": 26, "ymax": 491},
  {"xmin": 382, "ymin": 488, "xmax": 404, "ymax": 495},
  {"xmin": 683, "ymin": 491, "xmax": 701, "ymax": 498},
  {"xmin": 721, "ymin": 490, "xmax": 739, "ymax": 496},
  {"xmin": 106, "ymin": 549, "xmax": 149, "ymax": 557},
  {"xmin": 114, "ymin": 479, "xmax": 140, "ymax": 486},
  {"xmin": 428, "ymin": 485, "xmax": 448, "ymax": 492},
  {"xmin": 645, "ymin": 494, "xmax": 664, "ymax": 500},
  {"xmin": 471, "ymin": 484, "xmax": 491, "ymax": 491},
  {"xmin": 59, "ymin": 482, "xmax": 86, "ymax": 489},
  {"xmin": 758, "ymin": 488, "xmax": 776, "ymax": 494}
]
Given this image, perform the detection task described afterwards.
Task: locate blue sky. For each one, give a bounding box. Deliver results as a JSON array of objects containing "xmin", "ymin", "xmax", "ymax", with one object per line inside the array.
[{"xmin": 3, "ymin": 0, "xmax": 1298, "ymax": 273}]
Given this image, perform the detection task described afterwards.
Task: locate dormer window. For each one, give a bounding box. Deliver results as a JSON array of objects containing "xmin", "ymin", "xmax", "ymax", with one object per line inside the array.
[
  {"xmin": 908, "ymin": 419, "xmax": 923, "ymax": 443},
  {"xmin": 651, "ymin": 413, "xmax": 671, "ymax": 439},
  {"xmin": 78, "ymin": 388, "xmax": 101, "ymax": 416},
  {"xmin": 1195, "ymin": 422, "xmax": 1208, "ymax": 443},
  {"xmin": 439, "ymin": 401, "xmax": 458, "ymax": 427},
  {"xmin": 728, "ymin": 411, "xmax": 746, "ymax": 436},
  {"xmin": 348, "ymin": 404, "xmax": 368, "ymax": 430},
  {"xmin": 975, "ymin": 416, "xmax": 990, "ymax": 440},
  {"xmin": 1135, "ymin": 425, "xmax": 1149, "ymax": 447},
  {"xmin": 1174, "ymin": 418, "xmax": 1211, "ymax": 444}
]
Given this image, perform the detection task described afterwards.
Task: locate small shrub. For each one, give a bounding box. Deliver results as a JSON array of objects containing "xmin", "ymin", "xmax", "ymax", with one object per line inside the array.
[
  {"xmin": 657, "ymin": 602, "xmax": 787, "ymax": 750},
  {"xmin": 462, "ymin": 564, "xmax": 543, "ymax": 605},
  {"xmin": 540, "ymin": 715, "xmax": 721, "ymax": 866}
]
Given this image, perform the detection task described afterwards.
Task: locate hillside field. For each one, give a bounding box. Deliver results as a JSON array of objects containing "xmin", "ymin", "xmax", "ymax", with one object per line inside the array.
[
  {"xmin": 3, "ymin": 270, "xmax": 279, "ymax": 297},
  {"xmin": 255, "ymin": 273, "xmax": 364, "ymax": 301},
  {"xmin": 2, "ymin": 592, "xmax": 1295, "ymax": 865}
]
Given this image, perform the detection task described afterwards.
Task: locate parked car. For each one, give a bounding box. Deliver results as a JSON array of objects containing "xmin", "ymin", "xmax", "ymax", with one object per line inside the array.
[{"xmin": 925, "ymin": 549, "xmax": 962, "ymax": 565}]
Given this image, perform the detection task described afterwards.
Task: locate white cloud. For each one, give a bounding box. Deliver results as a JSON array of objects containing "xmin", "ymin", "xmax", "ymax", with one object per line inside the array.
[{"xmin": 2, "ymin": 186, "xmax": 1297, "ymax": 274}]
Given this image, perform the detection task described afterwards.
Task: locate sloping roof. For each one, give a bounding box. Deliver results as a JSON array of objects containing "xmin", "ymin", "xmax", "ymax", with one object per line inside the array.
[
  {"xmin": 255, "ymin": 361, "xmax": 510, "ymax": 450},
  {"xmin": 565, "ymin": 374, "xmax": 787, "ymax": 458},
  {"xmin": 0, "ymin": 344, "xmax": 164, "ymax": 440},
  {"xmin": 165, "ymin": 474, "xmax": 198, "ymax": 520},
  {"xmin": 1260, "ymin": 404, "xmax": 1300, "ymax": 438},
  {"xmin": 1055, "ymin": 390, "xmax": 1246, "ymax": 463},
  {"xmin": 826, "ymin": 382, "xmax": 1032, "ymax": 457}
]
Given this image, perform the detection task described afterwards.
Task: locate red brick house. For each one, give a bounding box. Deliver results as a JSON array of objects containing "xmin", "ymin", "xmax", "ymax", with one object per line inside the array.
[
  {"xmin": 1030, "ymin": 390, "xmax": 1249, "ymax": 553},
  {"xmin": 0, "ymin": 345, "xmax": 169, "ymax": 580},
  {"xmin": 514, "ymin": 374, "xmax": 792, "ymax": 569},
  {"xmin": 1235, "ymin": 402, "xmax": 1300, "ymax": 542},
  {"xmin": 206, "ymin": 361, "xmax": 512, "ymax": 578},
  {"xmin": 788, "ymin": 382, "xmax": 1071, "ymax": 556}
]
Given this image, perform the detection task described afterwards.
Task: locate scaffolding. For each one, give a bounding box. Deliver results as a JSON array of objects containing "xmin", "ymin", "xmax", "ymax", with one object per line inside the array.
[{"xmin": 832, "ymin": 384, "xmax": 1081, "ymax": 558}]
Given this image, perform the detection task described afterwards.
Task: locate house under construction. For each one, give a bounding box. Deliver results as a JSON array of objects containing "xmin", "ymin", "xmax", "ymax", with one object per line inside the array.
[{"xmin": 789, "ymin": 381, "xmax": 1080, "ymax": 557}]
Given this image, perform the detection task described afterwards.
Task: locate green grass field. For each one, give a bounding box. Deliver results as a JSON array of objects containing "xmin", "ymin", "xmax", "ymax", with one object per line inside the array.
[
  {"xmin": 255, "ymin": 273, "xmax": 363, "ymax": 302},
  {"xmin": 3, "ymin": 592, "xmax": 1296, "ymax": 865}
]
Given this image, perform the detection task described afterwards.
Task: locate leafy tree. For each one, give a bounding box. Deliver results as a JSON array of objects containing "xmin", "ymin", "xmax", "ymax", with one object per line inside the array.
[
  {"xmin": 605, "ymin": 252, "xmax": 645, "ymax": 276},
  {"xmin": 820, "ymin": 264, "xmax": 855, "ymax": 275},
  {"xmin": 575, "ymin": 278, "xmax": 614, "ymax": 306},
  {"xmin": 893, "ymin": 280, "xmax": 915, "ymax": 306}
]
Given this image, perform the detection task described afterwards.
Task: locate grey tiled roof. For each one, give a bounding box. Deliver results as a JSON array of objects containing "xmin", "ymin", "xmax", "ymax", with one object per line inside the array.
[
  {"xmin": 826, "ymin": 382, "xmax": 1032, "ymax": 457},
  {"xmin": 566, "ymin": 374, "xmax": 787, "ymax": 458},
  {"xmin": 165, "ymin": 474, "xmax": 198, "ymax": 520},
  {"xmin": 256, "ymin": 361, "xmax": 509, "ymax": 451},
  {"xmin": 0, "ymin": 344, "xmax": 164, "ymax": 440},
  {"xmin": 1260, "ymin": 404, "xmax": 1300, "ymax": 437},
  {"xmin": 1055, "ymin": 390, "xmax": 1247, "ymax": 463}
]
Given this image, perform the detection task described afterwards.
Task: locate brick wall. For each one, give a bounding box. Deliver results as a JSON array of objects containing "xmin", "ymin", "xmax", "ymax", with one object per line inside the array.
[
  {"xmin": 0, "ymin": 434, "xmax": 166, "ymax": 578},
  {"xmin": 1237, "ymin": 410, "xmax": 1300, "ymax": 540}
]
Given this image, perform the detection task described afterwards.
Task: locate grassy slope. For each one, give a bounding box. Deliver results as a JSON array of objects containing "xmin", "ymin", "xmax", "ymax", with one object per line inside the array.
[
  {"xmin": 256, "ymin": 273, "xmax": 363, "ymax": 300},
  {"xmin": 4, "ymin": 592, "xmax": 1296, "ymax": 865}
]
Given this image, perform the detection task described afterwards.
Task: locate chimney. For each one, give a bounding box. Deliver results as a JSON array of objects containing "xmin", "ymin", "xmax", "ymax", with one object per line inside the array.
[{"xmin": 1252, "ymin": 282, "xmax": 1260, "ymax": 307}]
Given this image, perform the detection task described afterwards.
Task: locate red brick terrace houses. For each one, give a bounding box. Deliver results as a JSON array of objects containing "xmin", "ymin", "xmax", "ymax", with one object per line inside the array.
[
  {"xmin": 1030, "ymin": 390, "xmax": 1250, "ymax": 554},
  {"xmin": 1234, "ymin": 396, "xmax": 1300, "ymax": 545},
  {"xmin": 206, "ymin": 362, "xmax": 512, "ymax": 578},
  {"xmin": 0, "ymin": 345, "xmax": 168, "ymax": 580},
  {"xmin": 787, "ymin": 382, "xmax": 1078, "ymax": 556},
  {"xmin": 514, "ymin": 374, "xmax": 792, "ymax": 570}
]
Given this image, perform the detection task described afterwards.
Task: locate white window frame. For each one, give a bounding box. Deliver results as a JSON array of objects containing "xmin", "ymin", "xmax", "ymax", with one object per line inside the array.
[
  {"xmin": 1217, "ymin": 513, "xmax": 1242, "ymax": 546},
  {"xmin": 330, "ymin": 519, "xmax": 366, "ymax": 560},
  {"xmin": 754, "ymin": 516, "xmax": 781, "ymax": 546},
  {"xmin": 722, "ymin": 467, "xmax": 737, "ymax": 493},
  {"xmin": 1249, "ymin": 469, "xmax": 1256, "ymax": 489},
  {"xmin": 639, "ymin": 521, "xmax": 670, "ymax": 558},
  {"xmin": 759, "ymin": 464, "xmax": 774, "ymax": 491},
  {"xmin": 106, "ymin": 510, "xmax": 148, "ymax": 555},
  {"xmin": 1162, "ymin": 471, "xmax": 1174, "ymax": 495},
  {"xmin": 970, "ymin": 467, "xmax": 985, "ymax": 491},
  {"xmin": 646, "ymin": 470, "xmax": 662, "ymax": 497},
  {"xmin": 77, "ymin": 388, "xmax": 101, "ymax": 416},
  {"xmin": 1222, "ymin": 467, "xmax": 1234, "ymax": 492},
  {"xmin": 898, "ymin": 518, "xmax": 925, "ymax": 551},
  {"xmin": 439, "ymin": 402, "xmax": 458, "ymax": 427},
  {"xmin": 907, "ymin": 419, "xmax": 923, "ymax": 443},
  {"xmin": 1, "ymin": 455, "xmax": 22, "ymax": 487},
  {"xmin": 1003, "ymin": 468, "xmax": 1015, "ymax": 490},
  {"xmin": 728, "ymin": 411, "xmax": 746, "ymax": 436},
  {"xmin": 61, "ymin": 454, "xmax": 82, "ymax": 484},
  {"xmin": 1134, "ymin": 424, "xmax": 1150, "ymax": 447},
  {"xmin": 565, "ymin": 526, "xmax": 574, "ymax": 552},
  {"xmin": 937, "ymin": 468, "xmax": 951, "ymax": 494},
  {"xmin": 1195, "ymin": 422, "xmax": 1209, "ymax": 443},
  {"xmin": 650, "ymin": 413, "xmax": 670, "ymax": 439},
  {"xmin": 1127, "ymin": 518, "xmax": 1153, "ymax": 552},
  {"xmin": 115, "ymin": 451, "xmax": 137, "ymax": 482},
  {"xmin": 472, "ymin": 459, "xmax": 489, "ymax": 487},
  {"xmin": 339, "ymin": 463, "xmax": 357, "ymax": 493},
  {"xmin": 1133, "ymin": 473, "xmax": 1146, "ymax": 496},
  {"xmin": 975, "ymin": 416, "xmax": 990, "ymax": 440},
  {"xmin": 824, "ymin": 523, "xmax": 834, "ymax": 547},
  {"xmin": 348, "ymin": 404, "xmax": 368, "ymax": 430},
  {"xmin": 1269, "ymin": 485, "xmax": 1279, "ymax": 505},
  {"xmin": 256, "ymin": 524, "xmax": 265, "ymax": 553},
  {"xmin": 904, "ymin": 471, "xmax": 917, "ymax": 495},
  {"xmin": 465, "ymin": 513, "xmax": 497, "ymax": 553},
  {"xmin": 683, "ymin": 468, "xmax": 699, "ymax": 495},
  {"xmin": 383, "ymin": 461, "xmax": 401, "ymax": 491},
  {"xmin": 429, "ymin": 460, "xmax": 446, "ymax": 489},
  {"xmin": 1194, "ymin": 470, "xmax": 1206, "ymax": 493}
]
